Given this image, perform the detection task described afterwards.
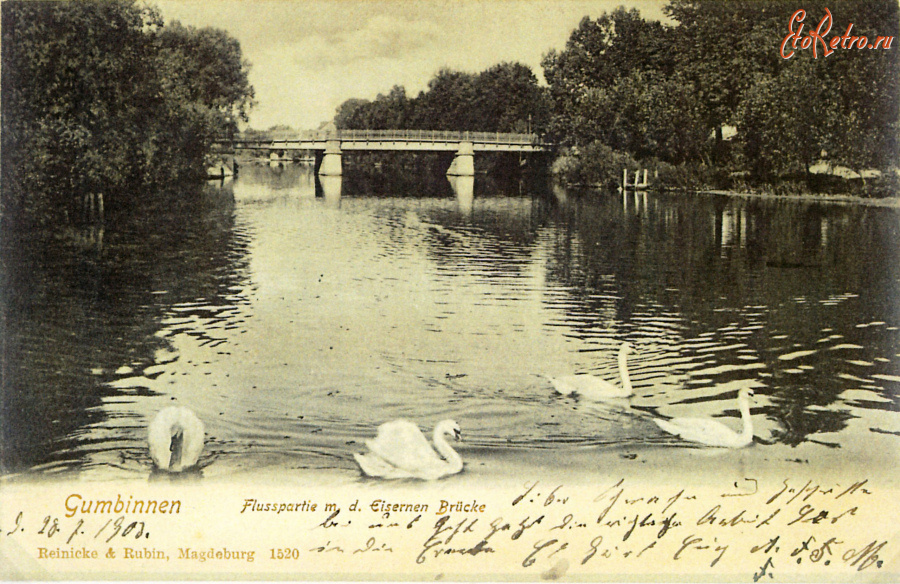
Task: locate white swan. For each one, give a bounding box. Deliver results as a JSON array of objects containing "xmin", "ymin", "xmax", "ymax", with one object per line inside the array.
[
  {"xmin": 547, "ymin": 342, "xmax": 635, "ymax": 400},
  {"xmin": 148, "ymin": 406, "xmax": 205, "ymax": 472},
  {"xmin": 653, "ymin": 388, "xmax": 755, "ymax": 448},
  {"xmin": 353, "ymin": 419, "xmax": 463, "ymax": 480}
]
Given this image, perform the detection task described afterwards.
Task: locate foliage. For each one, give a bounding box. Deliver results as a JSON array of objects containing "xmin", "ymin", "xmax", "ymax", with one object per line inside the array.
[
  {"xmin": 544, "ymin": 0, "xmax": 899, "ymax": 194},
  {"xmin": 552, "ymin": 142, "xmax": 638, "ymax": 187},
  {"xmin": 411, "ymin": 69, "xmax": 478, "ymax": 130},
  {"xmin": 333, "ymin": 63, "xmax": 550, "ymax": 134},
  {"xmin": 663, "ymin": 1, "xmax": 787, "ymax": 135},
  {"xmin": 157, "ymin": 22, "xmax": 254, "ymax": 125},
  {"xmin": 337, "ymin": 86, "xmax": 413, "ymax": 130},
  {"xmin": 334, "ymin": 98, "xmax": 374, "ymax": 130},
  {"xmin": 655, "ymin": 161, "xmax": 725, "ymax": 191},
  {"xmin": 1, "ymin": 0, "xmax": 255, "ymax": 224},
  {"xmin": 818, "ymin": 1, "xmax": 900, "ymax": 178},
  {"xmin": 732, "ymin": 1, "xmax": 899, "ymax": 189},
  {"xmin": 470, "ymin": 62, "xmax": 550, "ymax": 133},
  {"xmin": 736, "ymin": 62, "xmax": 831, "ymax": 179},
  {"xmin": 541, "ymin": 8, "xmax": 674, "ymax": 146},
  {"xmin": 539, "ymin": 5, "xmax": 717, "ymax": 185},
  {"xmin": 567, "ymin": 70, "xmax": 707, "ymax": 164}
]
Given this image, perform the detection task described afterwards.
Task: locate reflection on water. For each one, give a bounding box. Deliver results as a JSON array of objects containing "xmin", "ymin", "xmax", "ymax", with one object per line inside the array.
[
  {"xmin": 2, "ymin": 163, "xmax": 899, "ymax": 478},
  {"xmin": 448, "ymin": 175, "xmax": 475, "ymax": 215},
  {"xmin": 319, "ymin": 175, "xmax": 342, "ymax": 209}
]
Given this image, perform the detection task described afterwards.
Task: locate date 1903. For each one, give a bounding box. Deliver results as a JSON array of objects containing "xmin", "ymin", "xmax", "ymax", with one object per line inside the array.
[{"xmin": 4, "ymin": 510, "xmax": 151, "ymax": 544}]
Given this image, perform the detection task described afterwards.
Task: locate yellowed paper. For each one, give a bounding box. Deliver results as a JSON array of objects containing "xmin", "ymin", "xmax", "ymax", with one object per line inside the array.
[{"xmin": 3, "ymin": 447, "xmax": 899, "ymax": 580}]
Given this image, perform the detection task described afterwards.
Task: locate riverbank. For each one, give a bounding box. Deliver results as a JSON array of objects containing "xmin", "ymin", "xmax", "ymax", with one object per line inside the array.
[
  {"xmin": 573, "ymin": 184, "xmax": 900, "ymax": 207},
  {"xmin": 697, "ymin": 189, "xmax": 900, "ymax": 208}
]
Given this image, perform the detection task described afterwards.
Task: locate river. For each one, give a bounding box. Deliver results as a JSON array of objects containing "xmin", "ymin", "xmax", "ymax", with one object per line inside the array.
[{"xmin": 2, "ymin": 162, "xmax": 899, "ymax": 480}]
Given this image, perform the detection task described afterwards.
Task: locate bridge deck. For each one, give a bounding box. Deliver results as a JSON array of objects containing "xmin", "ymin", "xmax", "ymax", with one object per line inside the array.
[{"xmin": 223, "ymin": 130, "xmax": 547, "ymax": 152}]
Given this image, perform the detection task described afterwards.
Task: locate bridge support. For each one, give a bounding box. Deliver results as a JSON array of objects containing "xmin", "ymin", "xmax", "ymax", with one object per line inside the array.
[
  {"xmin": 319, "ymin": 138, "xmax": 342, "ymax": 176},
  {"xmin": 446, "ymin": 141, "xmax": 475, "ymax": 176}
]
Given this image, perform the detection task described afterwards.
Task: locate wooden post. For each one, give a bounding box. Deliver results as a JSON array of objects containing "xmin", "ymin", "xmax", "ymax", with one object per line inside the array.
[{"xmin": 623, "ymin": 168, "xmax": 628, "ymax": 190}]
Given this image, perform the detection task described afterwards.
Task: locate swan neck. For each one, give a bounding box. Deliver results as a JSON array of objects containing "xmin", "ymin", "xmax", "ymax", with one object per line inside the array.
[
  {"xmin": 433, "ymin": 429, "xmax": 463, "ymax": 473},
  {"xmin": 169, "ymin": 428, "xmax": 184, "ymax": 469},
  {"xmin": 618, "ymin": 348, "xmax": 633, "ymax": 396}
]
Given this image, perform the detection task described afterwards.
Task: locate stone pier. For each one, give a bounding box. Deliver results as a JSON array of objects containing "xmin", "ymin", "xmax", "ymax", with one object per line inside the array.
[
  {"xmin": 318, "ymin": 138, "xmax": 342, "ymax": 176},
  {"xmin": 446, "ymin": 141, "xmax": 475, "ymax": 176}
]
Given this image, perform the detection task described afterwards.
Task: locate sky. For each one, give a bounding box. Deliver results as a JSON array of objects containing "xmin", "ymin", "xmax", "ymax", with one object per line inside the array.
[{"xmin": 155, "ymin": 0, "xmax": 669, "ymax": 131}]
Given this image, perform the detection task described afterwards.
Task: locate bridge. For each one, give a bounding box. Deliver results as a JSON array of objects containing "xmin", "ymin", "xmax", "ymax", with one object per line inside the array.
[{"xmin": 214, "ymin": 129, "xmax": 549, "ymax": 177}]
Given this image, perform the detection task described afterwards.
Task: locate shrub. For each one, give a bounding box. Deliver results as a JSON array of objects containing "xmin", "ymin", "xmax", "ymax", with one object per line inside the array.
[{"xmin": 552, "ymin": 142, "xmax": 638, "ymax": 188}]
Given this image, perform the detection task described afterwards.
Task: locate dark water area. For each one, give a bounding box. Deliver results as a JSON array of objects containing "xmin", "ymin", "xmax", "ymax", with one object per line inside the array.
[{"xmin": 2, "ymin": 163, "xmax": 899, "ymax": 479}]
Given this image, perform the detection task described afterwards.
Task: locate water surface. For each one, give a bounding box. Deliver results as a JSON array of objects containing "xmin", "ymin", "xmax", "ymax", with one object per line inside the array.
[{"xmin": 3, "ymin": 164, "xmax": 899, "ymax": 479}]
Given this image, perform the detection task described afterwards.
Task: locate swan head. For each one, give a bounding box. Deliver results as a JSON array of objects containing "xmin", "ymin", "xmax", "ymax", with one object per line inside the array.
[
  {"xmin": 739, "ymin": 387, "xmax": 755, "ymax": 400},
  {"xmin": 620, "ymin": 342, "xmax": 634, "ymax": 355},
  {"xmin": 436, "ymin": 419, "xmax": 461, "ymax": 441}
]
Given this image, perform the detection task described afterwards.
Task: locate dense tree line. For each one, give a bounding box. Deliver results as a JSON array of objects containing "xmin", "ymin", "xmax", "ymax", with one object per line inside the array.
[
  {"xmin": 1, "ymin": 0, "xmax": 255, "ymax": 224},
  {"xmin": 544, "ymin": 1, "xmax": 899, "ymax": 192},
  {"xmin": 334, "ymin": 62, "xmax": 551, "ymax": 135},
  {"xmin": 335, "ymin": 2, "xmax": 898, "ymax": 194},
  {"xmin": 3, "ymin": 0, "xmax": 896, "ymax": 214}
]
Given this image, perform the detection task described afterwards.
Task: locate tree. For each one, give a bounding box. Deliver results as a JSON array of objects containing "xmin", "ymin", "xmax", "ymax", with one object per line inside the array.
[
  {"xmin": 665, "ymin": 0, "xmax": 899, "ymax": 177},
  {"xmin": 818, "ymin": 0, "xmax": 899, "ymax": 178},
  {"xmin": 541, "ymin": 8, "xmax": 673, "ymax": 145},
  {"xmin": 0, "ymin": 0, "xmax": 255, "ymax": 223},
  {"xmin": 156, "ymin": 21, "xmax": 255, "ymax": 128},
  {"xmin": 2, "ymin": 0, "xmax": 162, "ymax": 220},
  {"xmin": 737, "ymin": 65, "xmax": 831, "ymax": 179},
  {"xmin": 334, "ymin": 63, "xmax": 550, "ymax": 135},
  {"xmin": 472, "ymin": 62, "xmax": 549, "ymax": 133},
  {"xmin": 732, "ymin": 1, "xmax": 899, "ymax": 182},
  {"xmin": 368, "ymin": 86, "xmax": 413, "ymax": 129},
  {"xmin": 411, "ymin": 68, "xmax": 478, "ymax": 130},
  {"xmin": 664, "ymin": 0, "xmax": 787, "ymax": 145},
  {"xmin": 150, "ymin": 21, "xmax": 255, "ymax": 182},
  {"xmin": 334, "ymin": 86, "xmax": 414, "ymax": 130},
  {"xmin": 334, "ymin": 98, "xmax": 372, "ymax": 129},
  {"xmin": 546, "ymin": 0, "xmax": 898, "ymax": 190},
  {"xmin": 568, "ymin": 70, "xmax": 705, "ymax": 164}
]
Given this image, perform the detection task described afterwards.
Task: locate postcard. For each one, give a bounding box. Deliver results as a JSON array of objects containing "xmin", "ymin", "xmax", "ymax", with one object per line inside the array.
[{"xmin": 1, "ymin": 0, "xmax": 898, "ymax": 581}]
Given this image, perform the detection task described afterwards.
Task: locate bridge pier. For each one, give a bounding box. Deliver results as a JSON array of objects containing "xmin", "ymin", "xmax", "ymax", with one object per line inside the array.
[
  {"xmin": 446, "ymin": 141, "xmax": 475, "ymax": 176},
  {"xmin": 319, "ymin": 138, "xmax": 342, "ymax": 176}
]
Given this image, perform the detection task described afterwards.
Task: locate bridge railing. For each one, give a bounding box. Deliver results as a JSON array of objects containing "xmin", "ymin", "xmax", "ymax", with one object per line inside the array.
[{"xmin": 230, "ymin": 129, "xmax": 544, "ymax": 145}]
